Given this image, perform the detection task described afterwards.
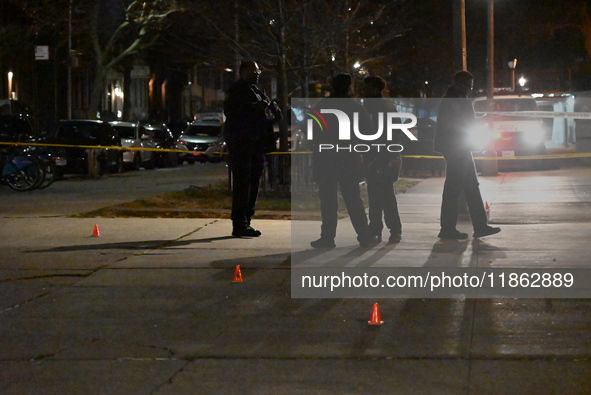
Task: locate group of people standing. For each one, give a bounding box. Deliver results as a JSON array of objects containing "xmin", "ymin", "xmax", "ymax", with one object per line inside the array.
[
  {"xmin": 223, "ymin": 61, "xmax": 500, "ymax": 246},
  {"xmin": 308, "ymin": 73, "xmax": 403, "ymax": 248}
]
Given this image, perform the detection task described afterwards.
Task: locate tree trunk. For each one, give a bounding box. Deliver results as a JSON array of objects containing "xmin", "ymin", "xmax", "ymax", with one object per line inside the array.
[
  {"xmin": 88, "ymin": 68, "xmax": 105, "ymax": 119},
  {"xmin": 123, "ymin": 66, "xmax": 132, "ymax": 121}
]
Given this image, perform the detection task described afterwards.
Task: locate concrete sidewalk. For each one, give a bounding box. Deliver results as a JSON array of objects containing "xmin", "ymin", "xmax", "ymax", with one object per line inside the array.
[{"xmin": 1, "ymin": 168, "xmax": 591, "ymax": 394}]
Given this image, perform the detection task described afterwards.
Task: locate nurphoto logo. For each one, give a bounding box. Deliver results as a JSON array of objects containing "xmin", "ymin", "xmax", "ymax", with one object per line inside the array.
[{"xmin": 302, "ymin": 105, "xmax": 418, "ymax": 153}]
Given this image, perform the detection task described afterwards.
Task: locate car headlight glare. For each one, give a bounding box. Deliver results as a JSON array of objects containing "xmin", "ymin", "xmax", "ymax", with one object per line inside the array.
[
  {"xmin": 523, "ymin": 128, "xmax": 544, "ymax": 146},
  {"xmin": 468, "ymin": 123, "xmax": 492, "ymax": 150}
]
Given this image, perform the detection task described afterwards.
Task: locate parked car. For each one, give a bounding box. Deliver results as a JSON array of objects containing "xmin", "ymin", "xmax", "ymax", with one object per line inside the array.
[
  {"xmin": 109, "ymin": 121, "xmax": 156, "ymax": 170},
  {"xmin": 43, "ymin": 120, "xmax": 123, "ymax": 177},
  {"xmin": 0, "ymin": 99, "xmax": 33, "ymax": 117},
  {"xmin": 0, "ymin": 114, "xmax": 35, "ymax": 143},
  {"xmin": 177, "ymin": 119, "xmax": 226, "ymax": 163},
  {"xmin": 143, "ymin": 123, "xmax": 184, "ymax": 167},
  {"xmin": 472, "ymin": 95, "xmax": 548, "ymax": 170}
]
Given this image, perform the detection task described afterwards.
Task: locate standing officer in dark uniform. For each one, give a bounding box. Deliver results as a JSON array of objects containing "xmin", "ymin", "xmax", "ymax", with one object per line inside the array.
[
  {"xmin": 433, "ymin": 70, "xmax": 500, "ymax": 239},
  {"xmin": 310, "ymin": 73, "xmax": 372, "ymax": 249},
  {"xmin": 362, "ymin": 76, "xmax": 403, "ymax": 244},
  {"xmin": 224, "ymin": 60, "xmax": 281, "ymax": 237}
]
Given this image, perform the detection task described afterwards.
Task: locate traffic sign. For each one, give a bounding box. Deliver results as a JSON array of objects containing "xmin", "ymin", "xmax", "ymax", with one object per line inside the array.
[{"xmin": 35, "ymin": 45, "xmax": 49, "ymax": 60}]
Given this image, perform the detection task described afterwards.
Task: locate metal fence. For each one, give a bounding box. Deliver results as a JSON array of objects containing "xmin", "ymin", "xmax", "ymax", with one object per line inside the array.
[{"xmin": 260, "ymin": 153, "xmax": 314, "ymax": 194}]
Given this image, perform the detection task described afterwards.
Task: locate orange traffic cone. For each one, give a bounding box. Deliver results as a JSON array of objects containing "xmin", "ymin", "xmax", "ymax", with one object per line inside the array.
[
  {"xmin": 368, "ymin": 302, "xmax": 384, "ymax": 325},
  {"xmin": 485, "ymin": 202, "xmax": 491, "ymax": 222},
  {"xmin": 485, "ymin": 201, "xmax": 491, "ymax": 211},
  {"xmin": 232, "ymin": 265, "xmax": 244, "ymax": 282},
  {"xmin": 91, "ymin": 224, "xmax": 101, "ymax": 237}
]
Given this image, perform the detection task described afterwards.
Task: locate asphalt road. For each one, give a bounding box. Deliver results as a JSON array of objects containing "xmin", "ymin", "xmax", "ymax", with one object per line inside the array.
[
  {"xmin": 0, "ymin": 162, "xmax": 229, "ymax": 217},
  {"xmin": 2, "ymin": 165, "xmax": 591, "ymax": 393}
]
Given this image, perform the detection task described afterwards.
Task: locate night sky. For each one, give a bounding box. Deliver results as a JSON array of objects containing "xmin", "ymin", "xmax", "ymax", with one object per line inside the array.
[{"xmin": 461, "ymin": 0, "xmax": 591, "ymax": 92}]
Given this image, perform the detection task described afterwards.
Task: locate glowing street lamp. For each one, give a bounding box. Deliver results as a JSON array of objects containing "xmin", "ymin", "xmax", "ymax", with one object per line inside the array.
[
  {"xmin": 508, "ymin": 59, "xmax": 517, "ymax": 91},
  {"xmin": 518, "ymin": 76, "xmax": 527, "ymax": 88},
  {"xmin": 8, "ymin": 71, "xmax": 13, "ymax": 99}
]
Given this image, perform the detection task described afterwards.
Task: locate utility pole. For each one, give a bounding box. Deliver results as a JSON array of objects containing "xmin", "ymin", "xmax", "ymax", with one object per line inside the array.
[
  {"xmin": 483, "ymin": 0, "xmax": 499, "ymax": 176},
  {"xmin": 486, "ymin": 0, "xmax": 495, "ymax": 99},
  {"xmin": 67, "ymin": 0, "xmax": 72, "ymax": 120},
  {"xmin": 453, "ymin": 0, "xmax": 467, "ymax": 71},
  {"xmin": 454, "ymin": 0, "xmax": 469, "ymax": 215},
  {"xmin": 233, "ymin": 1, "xmax": 240, "ymax": 81}
]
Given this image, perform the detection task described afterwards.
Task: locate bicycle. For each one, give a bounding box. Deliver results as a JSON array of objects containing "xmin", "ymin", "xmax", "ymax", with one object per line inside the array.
[
  {"xmin": 36, "ymin": 153, "xmax": 57, "ymax": 189},
  {"xmin": 26, "ymin": 146, "xmax": 57, "ymax": 189},
  {"xmin": 0, "ymin": 147, "xmax": 45, "ymax": 192}
]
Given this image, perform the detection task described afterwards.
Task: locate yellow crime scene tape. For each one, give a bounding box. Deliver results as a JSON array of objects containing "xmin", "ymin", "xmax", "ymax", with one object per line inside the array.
[
  {"xmin": 285, "ymin": 152, "xmax": 591, "ymax": 160},
  {"xmin": 408, "ymin": 153, "xmax": 591, "ymax": 160},
  {"xmin": 3, "ymin": 141, "xmax": 591, "ymax": 160},
  {"xmin": 0, "ymin": 141, "xmax": 194, "ymax": 154},
  {"xmin": 4, "ymin": 106, "xmax": 591, "ymax": 161},
  {"xmin": 476, "ymin": 111, "xmax": 591, "ymax": 119}
]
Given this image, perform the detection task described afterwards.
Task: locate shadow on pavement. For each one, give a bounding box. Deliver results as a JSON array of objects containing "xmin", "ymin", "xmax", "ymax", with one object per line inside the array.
[{"xmin": 25, "ymin": 235, "xmax": 237, "ymax": 253}]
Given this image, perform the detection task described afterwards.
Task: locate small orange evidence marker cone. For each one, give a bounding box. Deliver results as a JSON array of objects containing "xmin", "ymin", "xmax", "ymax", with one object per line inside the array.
[
  {"xmin": 92, "ymin": 224, "xmax": 101, "ymax": 237},
  {"xmin": 368, "ymin": 302, "xmax": 384, "ymax": 325},
  {"xmin": 232, "ymin": 265, "xmax": 244, "ymax": 282}
]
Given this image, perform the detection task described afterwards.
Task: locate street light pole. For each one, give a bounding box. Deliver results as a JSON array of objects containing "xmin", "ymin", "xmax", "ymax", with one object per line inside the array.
[
  {"xmin": 67, "ymin": 0, "xmax": 72, "ymax": 120},
  {"xmin": 486, "ymin": 0, "xmax": 494, "ymax": 99}
]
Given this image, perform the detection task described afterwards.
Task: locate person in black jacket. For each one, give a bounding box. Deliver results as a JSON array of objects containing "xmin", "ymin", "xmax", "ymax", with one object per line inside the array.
[
  {"xmin": 309, "ymin": 73, "xmax": 372, "ymax": 249},
  {"xmin": 433, "ymin": 70, "xmax": 500, "ymax": 239},
  {"xmin": 362, "ymin": 76, "xmax": 403, "ymax": 244},
  {"xmin": 224, "ymin": 60, "xmax": 281, "ymax": 237}
]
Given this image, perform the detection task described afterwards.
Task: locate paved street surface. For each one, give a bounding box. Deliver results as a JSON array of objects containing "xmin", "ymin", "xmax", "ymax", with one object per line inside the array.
[
  {"xmin": 1, "ymin": 167, "xmax": 591, "ymax": 394},
  {"xmin": 0, "ymin": 163, "xmax": 230, "ymax": 217}
]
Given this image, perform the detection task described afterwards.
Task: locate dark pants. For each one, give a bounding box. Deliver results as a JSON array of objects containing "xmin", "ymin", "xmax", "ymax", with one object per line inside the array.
[
  {"xmin": 227, "ymin": 140, "xmax": 265, "ymax": 229},
  {"xmin": 365, "ymin": 156, "xmax": 402, "ymax": 237},
  {"xmin": 317, "ymin": 175, "xmax": 369, "ymax": 242},
  {"xmin": 440, "ymin": 152, "xmax": 488, "ymax": 232},
  {"xmin": 367, "ymin": 180, "xmax": 402, "ymax": 236}
]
